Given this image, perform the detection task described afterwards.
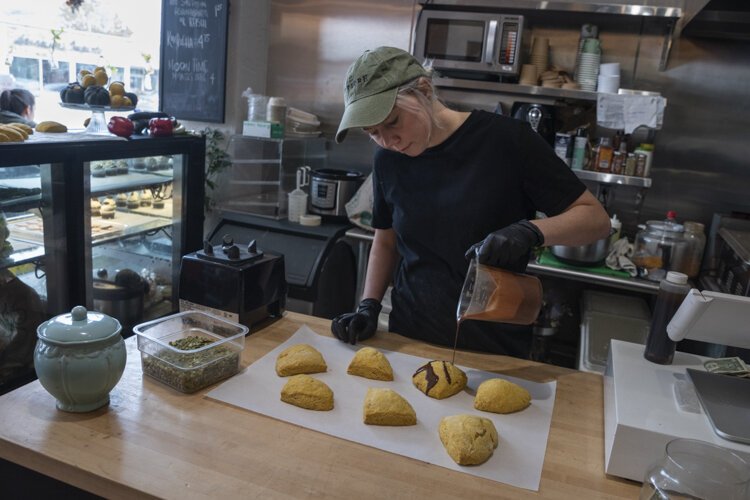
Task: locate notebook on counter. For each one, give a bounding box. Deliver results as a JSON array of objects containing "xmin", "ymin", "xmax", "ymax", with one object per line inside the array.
[{"xmin": 687, "ymin": 368, "xmax": 750, "ymax": 445}]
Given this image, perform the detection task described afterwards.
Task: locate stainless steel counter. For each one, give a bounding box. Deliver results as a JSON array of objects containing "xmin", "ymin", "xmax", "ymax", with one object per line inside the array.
[{"xmin": 344, "ymin": 227, "xmax": 660, "ymax": 295}]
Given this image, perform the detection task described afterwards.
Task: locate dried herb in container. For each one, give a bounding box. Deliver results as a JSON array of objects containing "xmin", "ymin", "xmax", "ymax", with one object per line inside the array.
[{"xmin": 142, "ymin": 335, "xmax": 241, "ymax": 393}]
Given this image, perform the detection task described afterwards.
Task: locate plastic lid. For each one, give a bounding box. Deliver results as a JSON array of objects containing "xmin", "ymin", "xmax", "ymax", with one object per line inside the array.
[
  {"xmin": 639, "ymin": 143, "xmax": 655, "ymax": 151},
  {"xmin": 299, "ymin": 214, "xmax": 322, "ymax": 226},
  {"xmin": 666, "ymin": 210, "xmax": 677, "ymax": 220},
  {"xmin": 37, "ymin": 305, "xmax": 121, "ymax": 344},
  {"xmin": 666, "ymin": 271, "xmax": 688, "ymax": 285}
]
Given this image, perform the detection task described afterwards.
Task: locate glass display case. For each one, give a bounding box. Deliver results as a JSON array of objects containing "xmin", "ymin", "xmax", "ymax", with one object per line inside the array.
[{"xmin": 0, "ymin": 135, "xmax": 205, "ymax": 393}]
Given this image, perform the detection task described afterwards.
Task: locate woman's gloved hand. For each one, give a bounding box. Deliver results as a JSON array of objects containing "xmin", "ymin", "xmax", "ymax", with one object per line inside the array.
[
  {"xmin": 464, "ymin": 220, "xmax": 544, "ymax": 273},
  {"xmin": 331, "ymin": 298, "xmax": 383, "ymax": 344}
]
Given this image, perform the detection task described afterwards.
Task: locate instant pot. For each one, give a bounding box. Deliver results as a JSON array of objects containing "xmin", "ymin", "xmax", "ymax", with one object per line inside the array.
[{"xmin": 309, "ymin": 168, "xmax": 364, "ymax": 220}]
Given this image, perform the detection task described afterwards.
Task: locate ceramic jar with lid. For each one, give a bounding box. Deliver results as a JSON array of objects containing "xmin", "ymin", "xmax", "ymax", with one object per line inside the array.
[{"xmin": 34, "ymin": 306, "xmax": 126, "ymax": 412}]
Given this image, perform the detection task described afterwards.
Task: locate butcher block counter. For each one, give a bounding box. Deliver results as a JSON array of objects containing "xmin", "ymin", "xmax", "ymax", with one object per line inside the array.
[{"xmin": 0, "ymin": 312, "xmax": 639, "ymax": 498}]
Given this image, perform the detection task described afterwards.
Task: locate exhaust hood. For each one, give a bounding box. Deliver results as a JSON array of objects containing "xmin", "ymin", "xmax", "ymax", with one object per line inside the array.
[
  {"xmin": 420, "ymin": 1, "xmax": 712, "ymax": 36},
  {"xmin": 681, "ymin": 0, "xmax": 750, "ymax": 40}
]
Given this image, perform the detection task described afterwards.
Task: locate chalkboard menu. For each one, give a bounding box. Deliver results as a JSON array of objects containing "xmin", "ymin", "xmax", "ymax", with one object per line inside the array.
[{"xmin": 159, "ymin": 0, "xmax": 229, "ymax": 122}]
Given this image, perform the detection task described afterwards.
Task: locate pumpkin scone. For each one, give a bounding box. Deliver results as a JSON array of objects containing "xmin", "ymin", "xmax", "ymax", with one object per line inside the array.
[
  {"xmin": 347, "ymin": 347, "xmax": 394, "ymax": 381},
  {"xmin": 275, "ymin": 344, "xmax": 327, "ymax": 377},
  {"xmin": 363, "ymin": 388, "xmax": 416, "ymax": 426},
  {"xmin": 412, "ymin": 360, "xmax": 467, "ymax": 399},
  {"xmin": 280, "ymin": 374, "xmax": 334, "ymax": 411},
  {"xmin": 439, "ymin": 414, "xmax": 499, "ymax": 466},
  {"xmin": 474, "ymin": 378, "xmax": 531, "ymax": 414}
]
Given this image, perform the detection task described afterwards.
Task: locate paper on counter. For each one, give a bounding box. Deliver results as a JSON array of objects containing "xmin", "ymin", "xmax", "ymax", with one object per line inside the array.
[
  {"xmin": 207, "ymin": 325, "xmax": 557, "ymax": 491},
  {"xmin": 597, "ymin": 93, "xmax": 667, "ymax": 133}
]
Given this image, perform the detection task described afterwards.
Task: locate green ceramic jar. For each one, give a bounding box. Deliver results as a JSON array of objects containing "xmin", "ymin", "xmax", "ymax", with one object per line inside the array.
[{"xmin": 34, "ymin": 306, "xmax": 126, "ymax": 412}]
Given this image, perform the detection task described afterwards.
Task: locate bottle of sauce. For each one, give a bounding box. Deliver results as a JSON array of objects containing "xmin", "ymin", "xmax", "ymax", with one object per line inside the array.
[
  {"xmin": 571, "ymin": 127, "xmax": 588, "ymax": 171},
  {"xmin": 595, "ymin": 137, "xmax": 613, "ymax": 173},
  {"xmin": 644, "ymin": 271, "xmax": 691, "ymax": 364}
]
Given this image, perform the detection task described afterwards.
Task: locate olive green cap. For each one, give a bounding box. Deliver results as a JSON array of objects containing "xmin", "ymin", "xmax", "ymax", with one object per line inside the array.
[{"xmin": 336, "ymin": 46, "xmax": 429, "ymax": 143}]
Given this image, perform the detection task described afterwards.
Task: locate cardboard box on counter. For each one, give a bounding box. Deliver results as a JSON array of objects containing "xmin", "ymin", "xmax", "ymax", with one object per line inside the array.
[{"xmin": 242, "ymin": 120, "xmax": 284, "ymax": 139}]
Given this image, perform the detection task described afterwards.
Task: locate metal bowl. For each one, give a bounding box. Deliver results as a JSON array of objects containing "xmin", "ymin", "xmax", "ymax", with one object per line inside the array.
[{"xmin": 550, "ymin": 236, "xmax": 610, "ymax": 267}]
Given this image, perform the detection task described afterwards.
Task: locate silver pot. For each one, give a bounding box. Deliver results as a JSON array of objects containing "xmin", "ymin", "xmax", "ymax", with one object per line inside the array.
[
  {"xmin": 551, "ymin": 236, "xmax": 610, "ymax": 266},
  {"xmin": 309, "ymin": 168, "xmax": 364, "ymax": 219}
]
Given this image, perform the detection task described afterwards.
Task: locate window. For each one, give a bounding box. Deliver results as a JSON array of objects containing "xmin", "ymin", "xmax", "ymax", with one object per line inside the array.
[{"xmin": 1, "ymin": 1, "xmax": 162, "ymax": 125}]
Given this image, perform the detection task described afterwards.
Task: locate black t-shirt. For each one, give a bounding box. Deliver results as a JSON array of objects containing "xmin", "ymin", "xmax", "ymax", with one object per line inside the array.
[{"xmin": 371, "ymin": 110, "xmax": 586, "ymax": 357}]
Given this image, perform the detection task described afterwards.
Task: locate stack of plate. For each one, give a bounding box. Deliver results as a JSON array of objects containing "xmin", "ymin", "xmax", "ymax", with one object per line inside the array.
[
  {"xmin": 286, "ymin": 107, "xmax": 321, "ymax": 137},
  {"xmin": 576, "ymin": 39, "xmax": 601, "ymax": 92}
]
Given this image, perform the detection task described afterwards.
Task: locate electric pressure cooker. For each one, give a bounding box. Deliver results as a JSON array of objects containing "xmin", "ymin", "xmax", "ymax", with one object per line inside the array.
[{"xmin": 309, "ymin": 168, "xmax": 364, "ymax": 219}]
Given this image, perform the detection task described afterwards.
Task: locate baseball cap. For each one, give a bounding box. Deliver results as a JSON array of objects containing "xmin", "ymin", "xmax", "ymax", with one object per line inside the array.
[{"xmin": 335, "ymin": 46, "xmax": 429, "ymax": 143}]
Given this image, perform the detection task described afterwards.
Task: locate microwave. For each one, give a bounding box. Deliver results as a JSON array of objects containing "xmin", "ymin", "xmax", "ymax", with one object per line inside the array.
[{"xmin": 413, "ymin": 10, "xmax": 524, "ymax": 78}]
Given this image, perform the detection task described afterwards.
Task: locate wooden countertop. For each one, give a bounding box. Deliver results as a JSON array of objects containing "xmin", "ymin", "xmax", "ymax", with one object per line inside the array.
[{"xmin": 0, "ymin": 312, "xmax": 640, "ymax": 498}]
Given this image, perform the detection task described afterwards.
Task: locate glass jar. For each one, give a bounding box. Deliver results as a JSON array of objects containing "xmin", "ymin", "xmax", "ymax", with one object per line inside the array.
[
  {"xmin": 671, "ymin": 221, "xmax": 706, "ymax": 279},
  {"xmin": 632, "ymin": 219, "xmax": 688, "ymax": 282},
  {"xmin": 639, "ymin": 438, "xmax": 750, "ymax": 499}
]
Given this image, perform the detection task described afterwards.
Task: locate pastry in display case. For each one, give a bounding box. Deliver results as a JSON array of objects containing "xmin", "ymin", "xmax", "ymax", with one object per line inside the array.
[{"xmin": 0, "ymin": 135, "xmax": 205, "ymax": 393}]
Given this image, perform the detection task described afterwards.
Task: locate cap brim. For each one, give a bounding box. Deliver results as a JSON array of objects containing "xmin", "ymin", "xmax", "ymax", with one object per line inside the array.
[{"xmin": 335, "ymin": 88, "xmax": 397, "ymax": 143}]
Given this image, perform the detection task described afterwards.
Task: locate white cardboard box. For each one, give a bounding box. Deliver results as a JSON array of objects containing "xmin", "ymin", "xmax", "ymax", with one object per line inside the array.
[{"xmin": 603, "ymin": 340, "xmax": 750, "ymax": 481}]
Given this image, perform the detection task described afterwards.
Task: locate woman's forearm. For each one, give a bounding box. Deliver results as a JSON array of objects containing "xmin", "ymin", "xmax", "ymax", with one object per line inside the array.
[
  {"xmin": 531, "ymin": 190, "xmax": 611, "ymax": 246},
  {"xmin": 362, "ymin": 228, "xmax": 399, "ymax": 302}
]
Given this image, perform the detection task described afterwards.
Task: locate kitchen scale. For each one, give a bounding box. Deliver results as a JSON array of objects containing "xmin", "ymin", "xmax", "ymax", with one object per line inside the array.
[{"xmin": 604, "ymin": 289, "xmax": 750, "ymax": 482}]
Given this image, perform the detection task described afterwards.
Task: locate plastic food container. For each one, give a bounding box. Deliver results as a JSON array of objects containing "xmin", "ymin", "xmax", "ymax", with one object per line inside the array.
[{"xmin": 134, "ymin": 311, "xmax": 248, "ymax": 393}]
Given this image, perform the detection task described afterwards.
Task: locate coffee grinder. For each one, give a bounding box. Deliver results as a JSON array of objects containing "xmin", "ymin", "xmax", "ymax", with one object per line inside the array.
[{"xmin": 178, "ymin": 235, "xmax": 286, "ymax": 330}]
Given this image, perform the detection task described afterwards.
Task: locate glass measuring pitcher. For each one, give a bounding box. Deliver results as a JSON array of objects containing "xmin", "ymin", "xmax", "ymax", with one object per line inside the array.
[
  {"xmin": 457, "ymin": 259, "xmax": 542, "ymax": 325},
  {"xmin": 639, "ymin": 438, "xmax": 750, "ymax": 500}
]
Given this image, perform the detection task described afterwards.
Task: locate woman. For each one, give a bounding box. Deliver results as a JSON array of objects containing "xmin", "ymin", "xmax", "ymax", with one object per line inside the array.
[
  {"xmin": 331, "ymin": 47, "xmax": 611, "ymax": 357},
  {"xmin": 0, "ymin": 88, "xmax": 36, "ymax": 127}
]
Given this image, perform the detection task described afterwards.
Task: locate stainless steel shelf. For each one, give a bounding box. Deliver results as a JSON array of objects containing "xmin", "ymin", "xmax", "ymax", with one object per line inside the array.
[
  {"xmin": 422, "ymin": 1, "xmax": 684, "ymax": 18},
  {"xmin": 528, "ymin": 262, "xmax": 660, "ymax": 294},
  {"xmin": 573, "ymin": 170, "xmax": 652, "ymax": 188},
  {"xmin": 434, "ymin": 77, "xmax": 600, "ymax": 101}
]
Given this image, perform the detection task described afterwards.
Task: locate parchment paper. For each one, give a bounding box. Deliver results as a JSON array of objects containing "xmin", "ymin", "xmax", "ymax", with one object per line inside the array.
[{"xmin": 207, "ymin": 325, "xmax": 556, "ymax": 491}]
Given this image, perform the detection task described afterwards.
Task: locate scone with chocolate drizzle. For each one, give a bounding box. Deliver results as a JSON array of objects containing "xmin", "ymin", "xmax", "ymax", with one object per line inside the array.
[{"xmin": 412, "ymin": 360, "xmax": 467, "ymax": 399}]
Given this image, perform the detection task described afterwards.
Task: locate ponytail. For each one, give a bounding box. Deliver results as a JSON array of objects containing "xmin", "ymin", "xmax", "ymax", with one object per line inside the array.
[{"xmin": 0, "ymin": 89, "xmax": 35, "ymax": 116}]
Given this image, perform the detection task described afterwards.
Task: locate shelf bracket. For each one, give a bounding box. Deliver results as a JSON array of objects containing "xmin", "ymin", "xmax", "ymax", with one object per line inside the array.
[{"xmin": 659, "ymin": 20, "xmax": 676, "ymax": 72}]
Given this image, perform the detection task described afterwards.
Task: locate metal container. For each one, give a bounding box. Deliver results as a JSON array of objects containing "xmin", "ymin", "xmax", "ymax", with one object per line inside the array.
[
  {"xmin": 93, "ymin": 277, "xmax": 145, "ymax": 332},
  {"xmin": 551, "ymin": 236, "xmax": 610, "ymax": 266},
  {"xmin": 309, "ymin": 168, "xmax": 364, "ymax": 219}
]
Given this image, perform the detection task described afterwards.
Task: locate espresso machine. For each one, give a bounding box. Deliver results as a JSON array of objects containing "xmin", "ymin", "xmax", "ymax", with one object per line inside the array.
[{"xmin": 178, "ymin": 235, "xmax": 286, "ymax": 331}]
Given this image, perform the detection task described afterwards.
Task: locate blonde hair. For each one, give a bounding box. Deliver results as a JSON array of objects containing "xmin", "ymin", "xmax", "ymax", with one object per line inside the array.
[{"xmin": 394, "ymin": 76, "xmax": 441, "ymax": 130}]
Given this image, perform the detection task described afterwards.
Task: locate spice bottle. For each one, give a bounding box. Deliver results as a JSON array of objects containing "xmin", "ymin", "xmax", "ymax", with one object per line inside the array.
[
  {"xmin": 595, "ymin": 137, "xmax": 613, "ymax": 173},
  {"xmin": 571, "ymin": 127, "xmax": 588, "ymax": 171},
  {"xmin": 624, "ymin": 152, "xmax": 637, "ymax": 176},
  {"xmin": 634, "ymin": 143, "xmax": 654, "ymax": 177},
  {"xmin": 644, "ymin": 271, "xmax": 691, "ymax": 365}
]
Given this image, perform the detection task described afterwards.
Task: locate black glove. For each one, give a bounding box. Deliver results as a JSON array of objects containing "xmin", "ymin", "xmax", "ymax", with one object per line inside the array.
[
  {"xmin": 331, "ymin": 298, "xmax": 383, "ymax": 345},
  {"xmin": 464, "ymin": 220, "xmax": 544, "ymax": 273}
]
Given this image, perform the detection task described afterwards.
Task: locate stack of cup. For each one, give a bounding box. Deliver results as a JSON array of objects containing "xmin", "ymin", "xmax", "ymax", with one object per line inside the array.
[
  {"xmin": 573, "ymin": 24, "xmax": 599, "ymax": 83},
  {"xmin": 519, "ymin": 64, "xmax": 538, "ymax": 86},
  {"xmin": 597, "ymin": 62, "xmax": 621, "ymax": 93},
  {"xmin": 576, "ymin": 38, "xmax": 601, "ymax": 92},
  {"xmin": 529, "ymin": 37, "xmax": 549, "ymax": 79}
]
